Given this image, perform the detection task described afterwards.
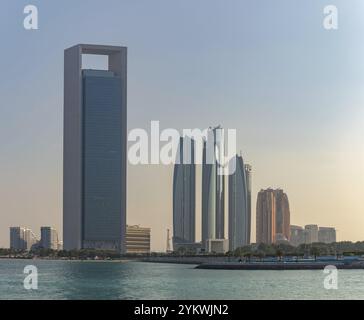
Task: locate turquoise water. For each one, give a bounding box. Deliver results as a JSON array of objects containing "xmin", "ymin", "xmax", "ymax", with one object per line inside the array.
[{"xmin": 1, "ymin": 259, "xmax": 364, "ymax": 299}]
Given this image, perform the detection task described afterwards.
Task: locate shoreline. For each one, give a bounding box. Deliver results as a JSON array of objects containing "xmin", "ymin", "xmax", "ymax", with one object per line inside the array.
[
  {"xmin": 0, "ymin": 257, "xmax": 136, "ymax": 262},
  {"xmin": 195, "ymin": 262, "xmax": 364, "ymax": 270},
  {"xmin": 2, "ymin": 257, "xmax": 364, "ymax": 270}
]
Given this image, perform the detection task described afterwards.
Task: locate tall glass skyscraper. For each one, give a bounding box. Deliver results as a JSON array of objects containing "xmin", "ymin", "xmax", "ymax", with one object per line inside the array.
[
  {"xmin": 172, "ymin": 137, "xmax": 196, "ymax": 249},
  {"xmin": 244, "ymin": 164, "xmax": 252, "ymax": 244},
  {"xmin": 202, "ymin": 126, "xmax": 225, "ymax": 249},
  {"xmin": 228, "ymin": 155, "xmax": 250, "ymax": 251},
  {"xmin": 63, "ymin": 44, "xmax": 127, "ymax": 252}
]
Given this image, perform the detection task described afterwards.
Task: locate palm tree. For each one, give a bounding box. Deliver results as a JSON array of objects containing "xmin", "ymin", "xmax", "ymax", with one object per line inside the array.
[
  {"xmin": 244, "ymin": 252, "xmax": 252, "ymax": 263},
  {"xmin": 276, "ymin": 249, "xmax": 283, "ymax": 262},
  {"xmin": 293, "ymin": 250, "xmax": 299, "ymax": 262},
  {"xmin": 234, "ymin": 247, "xmax": 244, "ymax": 258},
  {"xmin": 310, "ymin": 247, "xmax": 320, "ymax": 261},
  {"xmin": 257, "ymin": 251, "xmax": 265, "ymax": 262}
]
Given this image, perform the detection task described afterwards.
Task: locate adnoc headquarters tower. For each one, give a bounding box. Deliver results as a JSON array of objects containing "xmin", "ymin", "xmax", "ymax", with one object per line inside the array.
[{"xmin": 63, "ymin": 44, "xmax": 127, "ymax": 252}]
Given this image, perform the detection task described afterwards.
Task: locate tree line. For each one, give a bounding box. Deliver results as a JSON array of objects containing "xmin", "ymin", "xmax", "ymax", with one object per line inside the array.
[
  {"xmin": 3, "ymin": 241, "xmax": 364, "ymax": 259},
  {"xmin": 174, "ymin": 241, "xmax": 364, "ymax": 259}
]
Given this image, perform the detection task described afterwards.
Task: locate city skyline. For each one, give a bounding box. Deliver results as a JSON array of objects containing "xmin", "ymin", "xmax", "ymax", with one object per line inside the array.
[{"xmin": 1, "ymin": 1, "xmax": 364, "ymax": 251}]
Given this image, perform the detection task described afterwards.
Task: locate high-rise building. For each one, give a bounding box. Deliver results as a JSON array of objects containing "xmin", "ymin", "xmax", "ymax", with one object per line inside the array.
[
  {"xmin": 318, "ymin": 227, "xmax": 336, "ymax": 244},
  {"xmin": 10, "ymin": 227, "xmax": 38, "ymax": 251},
  {"xmin": 256, "ymin": 189, "xmax": 276, "ymax": 244},
  {"xmin": 290, "ymin": 225, "xmax": 305, "ymax": 246},
  {"xmin": 274, "ymin": 189, "xmax": 290, "ymax": 241},
  {"xmin": 10, "ymin": 227, "xmax": 26, "ymax": 250},
  {"xmin": 228, "ymin": 155, "xmax": 250, "ymax": 251},
  {"xmin": 173, "ymin": 137, "xmax": 196, "ymax": 249},
  {"xmin": 202, "ymin": 126, "xmax": 225, "ymax": 251},
  {"xmin": 256, "ymin": 188, "xmax": 291, "ymax": 244},
  {"xmin": 125, "ymin": 225, "xmax": 151, "ymax": 254},
  {"xmin": 40, "ymin": 227, "xmax": 59, "ymax": 250},
  {"xmin": 63, "ymin": 44, "xmax": 127, "ymax": 252},
  {"xmin": 304, "ymin": 224, "xmax": 319, "ymax": 244},
  {"xmin": 244, "ymin": 164, "xmax": 252, "ymax": 244}
]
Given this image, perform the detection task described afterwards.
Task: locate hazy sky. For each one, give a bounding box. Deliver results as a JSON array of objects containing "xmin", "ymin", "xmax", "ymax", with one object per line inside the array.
[{"xmin": 1, "ymin": 0, "xmax": 364, "ymax": 250}]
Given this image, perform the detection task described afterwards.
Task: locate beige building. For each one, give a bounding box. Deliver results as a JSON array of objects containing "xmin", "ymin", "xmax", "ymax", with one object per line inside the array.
[
  {"xmin": 126, "ymin": 225, "xmax": 151, "ymax": 254},
  {"xmin": 206, "ymin": 239, "xmax": 229, "ymax": 254},
  {"xmin": 290, "ymin": 225, "xmax": 305, "ymax": 246},
  {"xmin": 274, "ymin": 189, "xmax": 290, "ymax": 241},
  {"xmin": 318, "ymin": 227, "xmax": 336, "ymax": 244},
  {"xmin": 304, "ymin": 224, "xmax": 319, "ymax": 243},
  {"xmin": 256, "ymin": 188, "xmax": 291, "ymax": 244},
  {"xmin": 256, "ymin": 189, "xmax": 276, "ymax": 244},
  {"xmin": 290, "ymin": 225, "xmax": 337, "ymax": 246}
]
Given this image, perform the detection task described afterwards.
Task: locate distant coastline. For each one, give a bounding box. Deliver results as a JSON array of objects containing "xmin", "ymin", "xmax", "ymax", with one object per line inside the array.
[
  {"xmin": 141, "ymin": 255, "xmax": 364, "ymax": 270},
  {"xmin": 0, "ymin": 256, "xmax": 132, "ymax": 262},
  {"xmin": 3, "ymin": 255, "xmax": 364, "ymax": 270},
  {"xmin": 195, "ymin": 261, "xmax": 364, "ymax": 270}
]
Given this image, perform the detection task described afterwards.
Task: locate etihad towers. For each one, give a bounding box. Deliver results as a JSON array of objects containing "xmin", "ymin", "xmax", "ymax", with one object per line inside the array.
[
  {"xmin": 63, "ymin": 44, "xmax": 127, "ymax": 252},
  {"xmin": 244, "ymin": 163, "xmax": 252, "ymax": 244},
  {"xmin": 228, "ymin": 155, "xmax": 251, "ymax": 251},
  {"xmin": 172, "ymin": 137, "xmax": 196, "ymax": 248},
  {"xmin": 202, "ymin": 126, "xmax": 225, "ymax": 249}
]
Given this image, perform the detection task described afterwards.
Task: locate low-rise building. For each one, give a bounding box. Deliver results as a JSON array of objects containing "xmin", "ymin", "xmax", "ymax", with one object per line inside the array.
[
  {"xmin": 126, "ymin": 225, "xmax": 151, "ymax": 254},
  {"xmin": 290, "ymin": 225, "xmax": 305, "ymax": 246},
  {"xmin": 304, "ymin": 224, "xmax": 319, "ymax": 244},
  {"xmin": 318, "ymin": 227, "xmax": 336, "ymax": 244},
  {"xmin": 290, "ymin": 224, "xmax": 337, "ymax": 246},
  {"xmin": 173, "ymin": 242, "xmax": 203, "ymax": 254},
  {"xmin": 206, "ymin": 239, "xmax": 229, "ymax": 254}
]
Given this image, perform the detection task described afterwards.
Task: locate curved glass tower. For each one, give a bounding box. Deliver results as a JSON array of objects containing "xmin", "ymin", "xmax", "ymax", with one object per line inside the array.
[
  {"xmin": 202, "ymin": 126, "xmax": 225, "ymax": 249},
  {"xmin": 245, "ymin": 164, "xmax": 252, "ymax": 245},
  {"xmin": 228, "ymin": 155, "xmax": 250, "ymax": 251},
  {"xmin": 172, "ymin": 137, "xmax": 196, "ymax": 249}
]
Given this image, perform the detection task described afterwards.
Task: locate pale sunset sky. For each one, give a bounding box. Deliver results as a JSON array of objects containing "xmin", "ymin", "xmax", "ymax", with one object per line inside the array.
[{"xmin": 0, "ymin": 0, "xmax": 364, "ymax": 250}]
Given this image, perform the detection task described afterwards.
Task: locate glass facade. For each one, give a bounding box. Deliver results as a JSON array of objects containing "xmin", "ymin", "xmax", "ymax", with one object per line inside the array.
[
  {"xmin": 82, "ymin": 70, "xmax": 122, "ymax": 247},
  {"xmin": 228, "ymin": 155, "xmax": 249, "ymax": 251},
  {"xmin": 63, "ymin": 45, "xmax": 127, "ymax": 252},
  {"xmin": 172, "ymin": 137, "xmax": 196, "ymax": 248},
  {"xmin": 202, "ymin": 127, "xmax": 225, "ymax": 249}
]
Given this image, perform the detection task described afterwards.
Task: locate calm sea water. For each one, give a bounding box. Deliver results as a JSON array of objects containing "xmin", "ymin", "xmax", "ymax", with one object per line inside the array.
[{"xmin": 1, "ymin": 259, "xmax": 364, "ymax": 299}]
